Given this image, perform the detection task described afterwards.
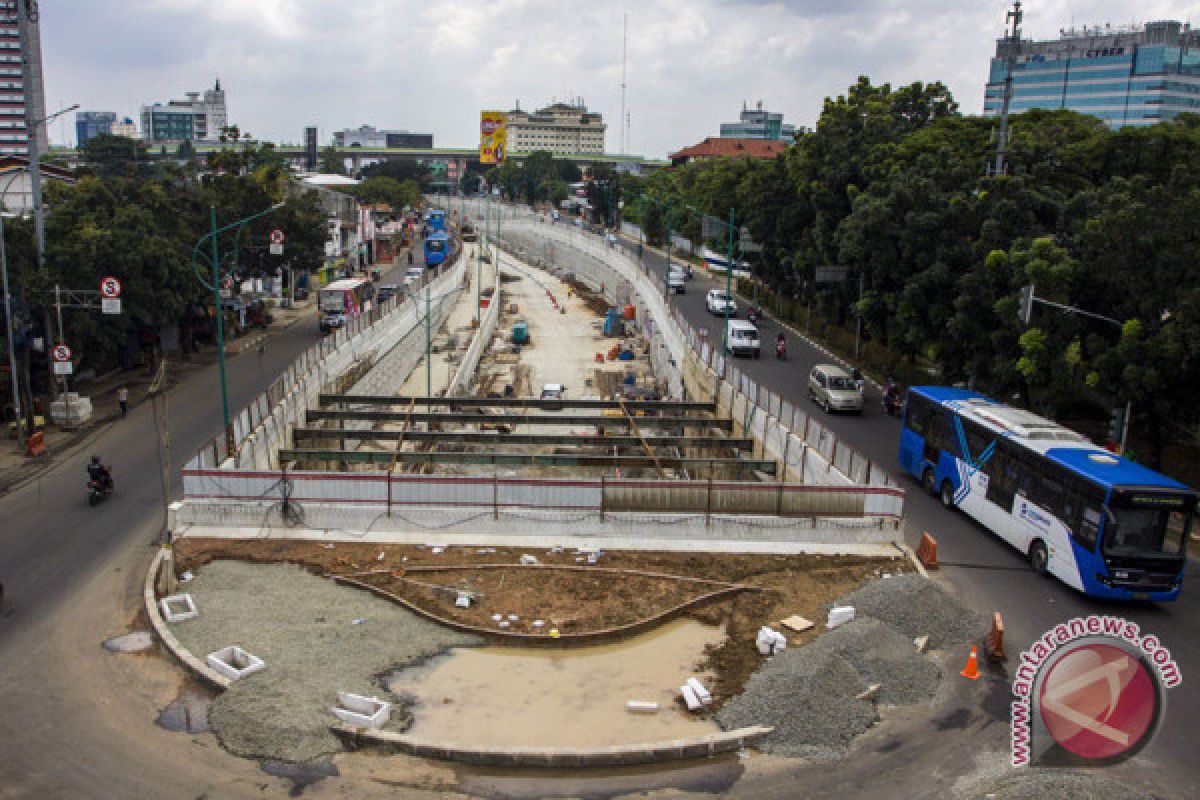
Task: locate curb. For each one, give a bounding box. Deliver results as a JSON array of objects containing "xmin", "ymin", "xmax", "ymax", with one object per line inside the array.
[
  {"xmin": 331, "ymin": 723, "xmax": 773, "ymax": 767},
  {"xmin": 143, "ymin": 546, "xmax": 232, "ymax": 690}
]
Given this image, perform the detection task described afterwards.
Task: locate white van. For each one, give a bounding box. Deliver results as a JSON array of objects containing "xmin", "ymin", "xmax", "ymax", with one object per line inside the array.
[{"xmin": 726, "ymin": 320, "xmax": 760, "ymax": 358}]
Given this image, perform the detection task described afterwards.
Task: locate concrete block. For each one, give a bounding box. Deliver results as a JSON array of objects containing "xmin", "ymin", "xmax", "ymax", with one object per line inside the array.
[
  {"xmin": 756, "ymin": 626, "xmax": 787, "ymax": 655},
  {"xmin": 781, "ymin": 614, "xmax": 814, "ymax": 633},
  {"xmin": 686, "ymin": 677, "xmax": 712, "ymax": 705},
  {"xmin": 625, "ymin": 700, "xmax": 659, "ymax": 714},
  {"xmin": 680, "ymin": 684, "xmax": 702, "ymax": 711},
  {"xmin": 519, "ymin": 554, "xmax": 539, "ymax": 565},
  {"xmin": 160, "ymin": 593, "xmax": 199, "ymax": 624},
  {"xmin": 205, "ymin": 645, "xmax": 266, "ymax": 682},
  {"xmin": 455, "ymin": 592, "xmax": 471, "ymax": 608},
  {"xmin": 826, "ymin": 605, "xmax": 855, "ymax": 629},
  {"xmin": 332, "ymin": 691, "xmax": 391, "ymax": 729},
  {"xmin": 913, "ymin": 635, "xmax": 929, "ymax": 653}
]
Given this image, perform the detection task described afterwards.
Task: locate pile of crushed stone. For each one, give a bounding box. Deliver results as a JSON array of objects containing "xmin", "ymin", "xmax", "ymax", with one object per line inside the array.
[
  {"xmin": 809, "ymin": 617, "xmax": 942, "ymax": 705},
  {"xmin": 835, "ymin": 573, "xmax": 984, "ymax": 649},
  {"xmin": 171, "ymin": 560, "xmax": 481, "ymax": 763}
]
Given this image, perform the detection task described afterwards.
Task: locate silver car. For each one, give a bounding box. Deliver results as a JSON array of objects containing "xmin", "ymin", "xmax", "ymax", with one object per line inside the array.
[{"xmin": 808, "ymin": 364, "xmax": 863, "ymax": 413}]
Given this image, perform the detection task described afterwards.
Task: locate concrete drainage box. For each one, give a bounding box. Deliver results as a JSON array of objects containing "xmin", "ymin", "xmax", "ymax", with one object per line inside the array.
[
  {"xmin": 332, "ymin": 691, "xmax": 391, "ymax": 729},
  {"xmin": 205, "ymin": 645, "xmax": 266, "ymax": 681},
  {"xmin": 160, "ymin": 593, "xmax": 199, "ymax": 623}
]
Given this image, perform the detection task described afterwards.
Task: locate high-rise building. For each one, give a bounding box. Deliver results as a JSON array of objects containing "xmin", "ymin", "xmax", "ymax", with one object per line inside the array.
[
  {"xmin": 1, "ymin": 0, "xmax": 47, "ymax": 157},
  {"xmin": 720, "ymin": 101, "xmax": 795, "ymax": 142},
  {"xmin": 332, "ymin": 125, "xmax": 433, "ymax": 149},
  {"xmin": 75, "ymin": 111, "xmax": 116, "ymax": 147},
  {"xmin": 304, "ymin": 126, "xmax": 318, "ymax": 171},
  {"xmin": 140, "ymin": 80, "xmax": 228, "ymax": 143},
  {"xmin": 984, "ymin": 20, "xmax": 1200, "ymax": 129},
  {"xmin": 506, "ymin": 101, "xmax": 605, "ymax": 155}
]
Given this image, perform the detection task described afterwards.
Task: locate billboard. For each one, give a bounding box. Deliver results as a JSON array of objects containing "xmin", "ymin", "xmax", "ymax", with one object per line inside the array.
[{"xmin": 479, "ymin": 111, "xmax": 507, "ymax": 164}]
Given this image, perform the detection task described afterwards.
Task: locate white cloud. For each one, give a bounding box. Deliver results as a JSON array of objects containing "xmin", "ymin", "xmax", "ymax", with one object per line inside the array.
[{"xmin": 37, "ymin": 0, "xmax": 1200, "ymax": 158}]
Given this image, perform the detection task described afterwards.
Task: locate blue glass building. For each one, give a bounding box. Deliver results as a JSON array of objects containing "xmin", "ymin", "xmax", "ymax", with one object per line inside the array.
[
  {"xmin": 984, "ymin": 20, "xmax": 1200, "ymax": 129},
  {"xmin": 75, "ymin": 111, "xmax": 116, "ymax": 147}
]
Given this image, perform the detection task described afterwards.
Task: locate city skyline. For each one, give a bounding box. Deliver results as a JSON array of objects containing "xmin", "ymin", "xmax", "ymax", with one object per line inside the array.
[{"xmin": 38, "ymin": 1, "xmax": 1200, "ymax": 157}]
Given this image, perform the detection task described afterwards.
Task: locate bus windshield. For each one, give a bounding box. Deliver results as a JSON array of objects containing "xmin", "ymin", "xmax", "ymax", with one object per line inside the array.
[{"xmin": 1102, "ymin": 492, "xmax": 1194, "ymax": 559}]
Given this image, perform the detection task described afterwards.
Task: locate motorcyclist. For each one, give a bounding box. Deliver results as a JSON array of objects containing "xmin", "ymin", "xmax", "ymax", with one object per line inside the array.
[
  {"xmin": 87, "ymin": 456, "xmax": 113, "ymax": 491},
  {"xmin": 883, "ymin": 380, "xmax": 902, "ymax": 415},
  {"xmin": 851, "ymin": 367, "xmax": 864, "ymax": 391},
  {"xmin": 775, "ymin": 332, "xmax": 786, "ymax": 360}
]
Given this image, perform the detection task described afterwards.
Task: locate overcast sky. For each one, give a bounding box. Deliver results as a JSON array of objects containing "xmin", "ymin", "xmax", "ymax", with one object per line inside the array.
[{"xmin": 39, "ymin": 1, "xmax": 1199, "ymax": 158}]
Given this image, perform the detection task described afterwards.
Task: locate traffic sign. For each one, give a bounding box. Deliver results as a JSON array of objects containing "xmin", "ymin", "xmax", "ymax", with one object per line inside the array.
[
  {"xmin": 814, "ymin": 266, "xmax": 849, "ymax": 284},
  {"xmin": 53, "ymin": 361, "xmax": 73, "ymax": 376},
  {"xmin": 270, "ymin": 229, "xmax": 285, "ymax": 244},
  {"xmin": 99, "ymin": 276, "xmax": 122, "ymax": 298},
  {"xmin": 102, "ymin": 297, "xmax": 122, "ymax": 315},
  {"xmin": 52, "ymin": 344, "xmax": 71, "ymax": 362}
]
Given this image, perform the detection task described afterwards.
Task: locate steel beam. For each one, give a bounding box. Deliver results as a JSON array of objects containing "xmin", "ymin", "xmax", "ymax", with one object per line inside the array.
[
  {"xmin": 278, "ymin": 448, "xmax": 776, "ymax": 473},
  {"xmin": 317, "ymin": 394, "xmax": 717, "ymax": 412},
  {"xmin": 305, "ymin": 409, "xmax": 734, "ymax": 429},
  {"xmin": 291, "ymin": 428, "xmax": 752, "ymax": 449}
]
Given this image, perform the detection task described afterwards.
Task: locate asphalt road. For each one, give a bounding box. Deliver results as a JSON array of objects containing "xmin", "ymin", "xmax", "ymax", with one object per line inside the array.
[
  {"xmin": 624, "ymin": 232, "xmax": 1199, "ymax": 797},
  {"xmin": 0, "ymin": 256, "xmax": 441, "ymax": 798}
]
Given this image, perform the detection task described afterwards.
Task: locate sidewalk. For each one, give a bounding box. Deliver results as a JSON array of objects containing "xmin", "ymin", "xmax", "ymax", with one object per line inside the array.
[{"xmin": 0, "ymin": 293, "xmax": 316, "ymax": 495}]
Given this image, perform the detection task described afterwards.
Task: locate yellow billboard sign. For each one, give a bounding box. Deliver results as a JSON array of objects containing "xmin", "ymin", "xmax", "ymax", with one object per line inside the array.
[{"xmin": 479, "ymin": 111, "xmax": 507, "ymax": 164}]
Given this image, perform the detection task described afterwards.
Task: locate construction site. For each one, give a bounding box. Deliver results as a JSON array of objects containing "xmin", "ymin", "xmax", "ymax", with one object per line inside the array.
[{"xmin": 147, "ymin": 204, "xmax": 991, "ymax": 781}]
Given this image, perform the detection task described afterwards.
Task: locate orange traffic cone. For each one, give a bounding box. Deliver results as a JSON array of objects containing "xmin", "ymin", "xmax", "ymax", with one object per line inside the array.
[{"xmin": 960, "ymin": 646, "xmax": 981, "ymax": 680}]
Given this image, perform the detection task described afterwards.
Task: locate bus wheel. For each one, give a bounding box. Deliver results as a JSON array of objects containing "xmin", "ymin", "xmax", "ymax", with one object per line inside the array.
[
  {"xmin": 939, "ymin": 481, "xmax": 956, "ymax": 509},
  {"xmin": 922, "ymin": 469, "xmax": 936, "ymax": 496},
  {"xmin": 1029, "ymin": 540, "xmax": 1049, "ymax": 575}
]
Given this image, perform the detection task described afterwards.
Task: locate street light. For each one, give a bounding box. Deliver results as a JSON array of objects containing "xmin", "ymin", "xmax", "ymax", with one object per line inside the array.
[
  {"xmin": 191, "ymin": 201, "xmax": 286, "ymax": 448},
  {"xmin": 0, "ymin": 172, "xmax": 26, "ymax": 449}
]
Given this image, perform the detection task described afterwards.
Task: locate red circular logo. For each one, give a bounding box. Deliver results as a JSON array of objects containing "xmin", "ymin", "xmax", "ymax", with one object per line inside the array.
[{"xmin": 1038, "ymin": 642, "xmax": 1158, "ymax": 760}]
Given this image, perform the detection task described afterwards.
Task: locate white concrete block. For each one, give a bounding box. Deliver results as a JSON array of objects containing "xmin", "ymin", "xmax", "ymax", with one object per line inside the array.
[
  {"xmin": 205, "ymin": 645, "xmax": 266, "ymax": 682},
  {"xmin": 455, "ymin": 593, "xmax": 471, "ymax": 608},
  {"xmin": 332, "ymin": 691, "xmax": 391, "ymax": 729},
  {"xmin": 519, "ymin": 554, "xmax": 539, "ymax": 565},
  {"xmin": 160, "ymin": 593, "xmax": 199, "ymax": 624},
  {"xmin": 756, "ymin": 626, "xmax": 787, "ymax": 655},
  {"xmin": 826, "ymin": 605, "xmax": 856, "ymax": 629},
  {"xmin": 626, "ymin": 700, "xmax": 659, "ymax": 714},
  {"xmin": 680, "ymin": 684, "xmax": 702, "ymax": 711},
  {"xmin": 686, "ymin": 677, "xmax": 712, "ymax": 705}
]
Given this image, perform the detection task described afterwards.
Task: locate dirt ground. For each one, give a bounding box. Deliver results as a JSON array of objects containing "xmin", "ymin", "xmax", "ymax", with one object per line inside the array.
[{"xmin": 174, "ymin": 538, "xmax": 911, "ymax": 708}]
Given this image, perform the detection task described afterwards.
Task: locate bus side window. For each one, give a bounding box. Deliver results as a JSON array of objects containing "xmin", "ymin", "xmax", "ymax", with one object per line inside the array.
[
  {"xmin": 904, "ymin": 394, "xmax": 930, "ymax": 436},
  {"xmin": 1078, "ymin": 507, "xmax": 1103, "ymax": 550}
]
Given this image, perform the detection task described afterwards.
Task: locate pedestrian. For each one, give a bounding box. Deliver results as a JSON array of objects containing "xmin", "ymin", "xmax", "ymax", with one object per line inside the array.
[{"xmin": 118, "ymin": 386, "xmax": 128, "ymax": 417}]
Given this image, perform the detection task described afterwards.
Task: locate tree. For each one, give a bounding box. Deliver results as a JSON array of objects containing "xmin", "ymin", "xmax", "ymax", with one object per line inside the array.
[
  {"xmin": 79, "ymin": 134, "xmax": 146, "ymax": 178},
  {"xmin": 319, "ymin": 146, "xmax": 345, "ymax": 175}
]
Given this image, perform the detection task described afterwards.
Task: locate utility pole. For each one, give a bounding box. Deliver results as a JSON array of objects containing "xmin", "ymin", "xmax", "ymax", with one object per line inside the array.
[
  {"xmin": 723, "ymin": 208, "xmax": 734, "ymax": 360},
  {"xmin": 854, "ymin": 270, "xmax": 865, "ymax": 358},
  {"xmin": 620, "ymin": 13, "xmax": 628, "ymax": 155},
  {"xmin": 993, "ymin": 1, "xmax": 1022, "ymax": 176}
]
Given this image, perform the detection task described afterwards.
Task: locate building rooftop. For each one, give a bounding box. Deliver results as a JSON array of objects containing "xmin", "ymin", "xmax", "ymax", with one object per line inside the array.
[{"xmin": 670, "ymin": 137, "xmax": 787, "ymax": 164}]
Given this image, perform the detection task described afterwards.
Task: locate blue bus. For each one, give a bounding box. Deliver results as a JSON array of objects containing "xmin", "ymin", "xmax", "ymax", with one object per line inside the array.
[
  {"xmin": 427, "ymin": 209, "xmax": 446, "ymax": 233},
  {"xmin": 899, "ymin": 387, "xmax": 1194, "ymax": 601},
  {"xmin": 423, "ymin": 232, "xmax": 450, "ymax": 268}
]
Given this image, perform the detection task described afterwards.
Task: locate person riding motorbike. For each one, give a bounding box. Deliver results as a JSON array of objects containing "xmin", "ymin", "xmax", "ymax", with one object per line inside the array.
[
  {"xmin": 775, "ymin": 332, "xmax": 787, "ymax": 360},
  {"xmin": 883, "ymin": 380, "xmax": 903, "ymax": 416},
  {"xmin": 851, "ymin": 367, "xmax": 864, "ymax": 391},
  {"xmin": 87, "ymin": 456, "xmax": 113, "ymax": 491}
]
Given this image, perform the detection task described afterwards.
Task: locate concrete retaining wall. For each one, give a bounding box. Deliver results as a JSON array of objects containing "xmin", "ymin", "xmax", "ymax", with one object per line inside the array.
[
  {"xmin": 448, "ymin": 254, "xmax": 501, "ymax": 396},
  {"xmin": 143, "ymin": 546, "xmax": 232, "ymax": 690},
  {"xmin": 332, "ymin": 722, "xmax": 774, "ymax": 767}
]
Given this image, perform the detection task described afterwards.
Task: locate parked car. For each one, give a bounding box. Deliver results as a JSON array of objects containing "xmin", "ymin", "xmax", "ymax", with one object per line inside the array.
[
  {"xmin": 726, "ymin": 319, "xmax": 760, "ymax": 358},
  {"xmin": 540, "ymin": 383, "xmax": 566, "ymax": 410},
  {"xmin": 706, "ymin": 289, "xmax": 737, "ymax": 316},
  {"xmin": 808, "ymin": 363, "xmax": 864, "ymax": 413}
]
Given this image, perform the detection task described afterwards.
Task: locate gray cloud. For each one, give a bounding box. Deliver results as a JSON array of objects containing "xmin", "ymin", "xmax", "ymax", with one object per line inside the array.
[{"xmin": 36, "ymin": 0, "xmax": 1200, "ymax": 158}]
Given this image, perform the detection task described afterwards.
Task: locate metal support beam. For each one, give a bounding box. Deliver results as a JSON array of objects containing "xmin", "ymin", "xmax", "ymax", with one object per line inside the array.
[
  {"xmin": 279, "ymin": 448, "xmax": 776, "ymax": 473},
  {"xmin": 317, "ymin": 393, "xmax": 716, "ymax": 412},
  {"xmin": 292, "ymin": 428, "xmax": 752, "ymax": 449},
  {"xmin": 306, "ymin": 409, "xmax": 734, "ymax": 429}
]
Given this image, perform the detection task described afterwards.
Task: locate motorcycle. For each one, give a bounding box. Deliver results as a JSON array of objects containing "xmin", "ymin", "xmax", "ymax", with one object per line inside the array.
[
  {"xmin": 87, "ymin": 470, "xmax": 114, "ymax": 506},
  {"xmin": 775, "ymin": 338, "xmax": 787, "ymax": 360},
  {"xmin": 882, "ymin": 384, "xmax": 903, "ymax": 417},
  {"xmin": 747, "ymin": 305, "xmax": 763, "ymax": 324}
]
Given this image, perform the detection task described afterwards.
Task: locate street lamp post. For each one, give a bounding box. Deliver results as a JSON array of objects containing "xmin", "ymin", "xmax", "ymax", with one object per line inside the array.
[{"xmin": 191, "ymin": 202, "xmax": 285, "ymax": 448}]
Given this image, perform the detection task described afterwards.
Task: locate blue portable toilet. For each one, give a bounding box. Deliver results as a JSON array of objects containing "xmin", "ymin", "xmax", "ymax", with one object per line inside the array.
[{"xmin": 604, "ymin": 308, "xmax": 621, "ymax": 337}]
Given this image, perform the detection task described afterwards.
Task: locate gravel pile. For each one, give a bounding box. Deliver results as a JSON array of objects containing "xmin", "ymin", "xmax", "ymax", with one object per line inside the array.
[
  {"xmin": 809, "ymin": 617, "xmax": 942, "ymax": 705},
  {"xmin": 835, "ymin": 574, "xmax": 984, "ymax": 650},
  {"xmin": 716, "ymin": 648, "xmax": 877, "ymax": 759},
  {"xmin": 172, "ymin": 560, "xmax": 480, "ymax": 763}
]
